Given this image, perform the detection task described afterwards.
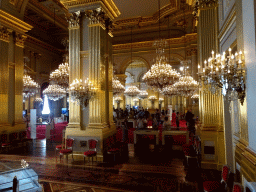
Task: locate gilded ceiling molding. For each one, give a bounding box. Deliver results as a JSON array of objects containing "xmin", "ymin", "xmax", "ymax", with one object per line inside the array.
[
  {"xmin": 15, "ymin": 33, "xmax": 27, "ymax": 48},
  {"xmin": 186, "ymin": 47, "xmax": 197, "ymax": 56},
  {"xmin": 28, "ymin": 0, "xmax": 68, "ymax": 29},
  {"xmin": 0, "ymin": 10, "xmax": 33, "ymax": 34},
  {"xmin": 113, "ymin": 3, "xmax": 180, "ymax": 30},
  {"xmin": 60, "ymin": 0, "xmax": 120, "ymax": 20},
  {"xmin": 67, "ymin": 11, "xmax": 81, "ymax": 29},
  {"xmin": 113, "ymin": 33, "xmax": 197, "ymax": 51},
  {"xmin": 0, "ymin": 26, "xmax": 13, "ymax": 43}
]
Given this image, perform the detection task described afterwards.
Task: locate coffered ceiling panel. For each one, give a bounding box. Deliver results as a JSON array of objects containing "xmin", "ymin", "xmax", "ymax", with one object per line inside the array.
[{"xmin": 113, "ymin": 0, "xmax": 170, "ymax": 20}]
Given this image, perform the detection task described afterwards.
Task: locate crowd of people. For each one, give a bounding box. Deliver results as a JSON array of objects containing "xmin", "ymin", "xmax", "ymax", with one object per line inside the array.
[{"xmin": 113, "ymin": 107, "xmax": 197, "ymax": 138}]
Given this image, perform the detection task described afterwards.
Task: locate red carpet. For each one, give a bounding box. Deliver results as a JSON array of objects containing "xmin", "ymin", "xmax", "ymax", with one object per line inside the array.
[{"xmin": 27, "ymin": 122, "xmax": 68, "ymax": 141}]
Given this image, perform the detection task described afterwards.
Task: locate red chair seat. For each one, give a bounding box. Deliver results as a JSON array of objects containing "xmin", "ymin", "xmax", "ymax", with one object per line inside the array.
[
  {"xmin": 84, "ymin": 151, "xmax": 97, "ymax": 156},
  {"xmin": 203, "ymin": 181, "xmax": 220, "ymax": 191},
  {"xmin": 56, "ymin": 145, "xmax": 64, "ymax": 149},
  {"xmin": 2, "ymin": 143, "xmax": 11, "ymax": 147},
  {"xmin": 59, "ymin": 149, "xmax": 72, "ymax": 154},
  {"xmin": 108, "ymin": 148, "xmax": 120, "ymax": 153}
]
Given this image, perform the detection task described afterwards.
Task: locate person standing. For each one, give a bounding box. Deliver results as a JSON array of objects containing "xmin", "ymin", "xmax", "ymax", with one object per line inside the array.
[
  {"xmin": 176, "ymin": 112, "xmax": 180, "ymax": 129},
  {"xmin": 185, "ymin": 109, "xmax": 193, "ymax": 127},
  {"xmin": 188, "ymin": 114, "xmax": 196, "ymax": 137}
]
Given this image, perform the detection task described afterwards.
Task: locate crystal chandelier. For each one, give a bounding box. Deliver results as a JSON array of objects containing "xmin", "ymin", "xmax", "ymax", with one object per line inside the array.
[
  {"xmin": 173, "ymin": 76, "xmax": 199, "ymax": 97},
  {"xmin": 34, "ymin": 97, "xmax": 43, "ymax": 104},
  {"xmin": 70, "ymin": 78, "xmax": 96, "ymax": 107},
  {"xmin": 148, "ymin": 95, "xmax": 157, "ymax": 101},
  {"xmin": 114, "ymin": 96, "xmax": 123, "ymax": 104},
  {"xmin": 133, "ymin": 98, "xmax": 139, "ymax": 105},
  {"xmin": 112, "ymin": 76, "xmax": 125, "ymax": 96},
  {"xmin": 50, "ymin": 63, "xmax": 69, "ymax": 89},
  {"xmin": 198, "ymin": 49, "xmax": 246, "ymax": 104},
  {"xmin": 161, "ymin": 85, "xmax": 179, "ymax": 97},
  {"xmin": 23, "ymin": 75, "xmax": 40, "ymax": 99},
  {"xmin": 138, "ymin": 90, "xmax": 148, "ymax": 99},
  {"xmin": 191, "ymin": 93, "xmax": 199, "ymax": 99},
  {"xmin": 159, "ymin": 98, "xmax": 164, "ymax": 103},
  {"xmin": 43, "ymin": 84, "xmax": 66, "ymax": 101},
  {"xmin": 124, "ymin": 86, "xmax": 140, "ymax": 97}
]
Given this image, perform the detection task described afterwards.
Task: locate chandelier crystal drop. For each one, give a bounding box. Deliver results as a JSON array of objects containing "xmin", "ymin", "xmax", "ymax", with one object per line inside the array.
[
  {"xmin": 50, "ymin": 63, "xmax": 69, "ymax": 89},
  {"xmin": 173, "ymin": 76, "xmax": 199, "ymax": 97},
  {"xmin": 198, "ymin": 49, "xmax": 246, "ymax": 105},
  {"xmin": 138, "ymin": 90, "xmax": 148, "ymax": 99},
  {"xmin": 124, "ymin": 86, "xmax": 140, "ymax": 97},
  {"xmin": 43, "ymin": 84, "xmax": 66, "ymax": 101},
  {"xmin": 23, "ymin": 75, "xmax": 40, "ymax": 99},
  {"xmin": 191, "ymin": 93, "xmax": 199, "ymax": 99},
  {"xmin": 112, "ymin": 77, "xmax": 125, "ymax": 96},
  {"xmin": 70, "ymin": 78, "xmax": 96, "ymax": 107}
]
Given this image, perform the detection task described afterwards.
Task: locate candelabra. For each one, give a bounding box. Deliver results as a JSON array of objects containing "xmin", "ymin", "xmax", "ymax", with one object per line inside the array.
[
  {"xmin": 70, "ymin": 78, "xmax": 96, "ymax": 107},
  {"xmin": 198, "ymin": 48, "xmax": 245, "ymax": 104}
]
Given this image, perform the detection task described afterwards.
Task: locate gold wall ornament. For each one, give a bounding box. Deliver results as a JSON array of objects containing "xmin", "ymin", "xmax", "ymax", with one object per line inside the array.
[
  {"xmin": 15, "ymin": 33, "xmax": 27, "ymax": 48},
  {"xmin": 0, "ymin": 26, "xmax": 12, "ymax": 42}
]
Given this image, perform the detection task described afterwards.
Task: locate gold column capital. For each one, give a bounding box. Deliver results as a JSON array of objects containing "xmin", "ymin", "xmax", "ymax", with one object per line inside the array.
[
  {"xmin": 0, "ymin": 26, "xmax": 12, "ymax": 42},
  {"xmin": 15, "ymin": 33, "xmax": 27, "ymax": 48},
  {"xmin": 199, "ymin": 0, "xmax": 218, "ymax": 10},
  {"xmin": 67, "ymin": 11, "xmax": 81, "ymax": 29}
]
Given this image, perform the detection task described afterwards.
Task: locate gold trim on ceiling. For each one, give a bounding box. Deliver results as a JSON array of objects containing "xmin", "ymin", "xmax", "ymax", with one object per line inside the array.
[
  {"xmin": 0, "ymin": 10, "xmax": 33, "ymax": 33},
  {"xmin": 113, "ymin": 33, "xmax": 197, "ymax": 51}
]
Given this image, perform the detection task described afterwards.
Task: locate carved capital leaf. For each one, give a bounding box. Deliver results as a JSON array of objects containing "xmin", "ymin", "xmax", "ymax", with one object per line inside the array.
[{"xmin": 15, "ymin": 33, "xmax": 27, "ymax": 48}]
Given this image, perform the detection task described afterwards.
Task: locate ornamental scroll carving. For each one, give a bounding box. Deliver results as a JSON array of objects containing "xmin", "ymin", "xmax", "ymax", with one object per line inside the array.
[
  {"xmin": 0, "ymin": 26, "xmax": 12, "ymax": 42},
  {"xmin": 15, "ymin": 33, "xmax": 27, "ymax": 48},
  {"xmin": 67, "ymin": 11, "xmax": 81, "ymax": 29}
]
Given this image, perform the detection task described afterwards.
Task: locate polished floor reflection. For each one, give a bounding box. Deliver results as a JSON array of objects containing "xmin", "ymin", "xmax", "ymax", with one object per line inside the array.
[{"xmin": 0, "ymin": 139, "xmax": 223, "ymax": 192}]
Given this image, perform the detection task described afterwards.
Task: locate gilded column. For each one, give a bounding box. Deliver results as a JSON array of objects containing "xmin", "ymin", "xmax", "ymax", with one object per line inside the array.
[
  {"xmin": 197, "ymin": 0, "xmax": 225, "ymax": 170},
  {"xmin": 67, "ymin": 11, "xmax": 81, "ymax": 129}
]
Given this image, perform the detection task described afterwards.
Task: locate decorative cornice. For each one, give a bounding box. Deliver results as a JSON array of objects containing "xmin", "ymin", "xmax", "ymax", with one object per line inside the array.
[
  {"xmin": 15, "ymin": 33, "xmax": 27, "ymax": 48},
  {"xmin": 0, "ymin": 26, "xmax": 12, "ymax": 42},
  {"xmin": 60, "ymin": 0, "xmax": 120, "ymax": 20},
  {"xmin": 0, "ymin": 10, "xmax": 33, "ymax": 34},
  {"xmin": 113, "ymin": 33, "xmax": 197, "ymax": 51}
]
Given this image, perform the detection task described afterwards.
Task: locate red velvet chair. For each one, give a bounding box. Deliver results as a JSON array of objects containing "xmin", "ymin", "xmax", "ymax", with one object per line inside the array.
[
  {"xmin": 203, "ymin": 165, "xmax": 229, "ymax": 192},
  {"xmin": 232, "ymin": 183, "xmax": 242, "ymax": 192},
  {"xmin": 84, "ymin": 139, "xmax": 98, "ymax": 165},
  {"xmin": 59, "ymin": 138, "xmax": 74, "ymax": 163}
]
